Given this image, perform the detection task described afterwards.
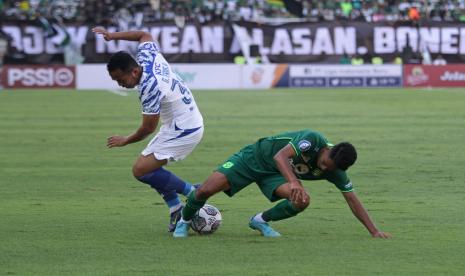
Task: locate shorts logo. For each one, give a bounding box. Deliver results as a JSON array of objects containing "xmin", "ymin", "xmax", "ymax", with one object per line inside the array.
[
  {"xmin": 298, "ymin": 140, "xmax": 311, "ymax": 152},
  {"xmin": 222, "ymin": 162, "xmax": 234, "ymax": 169}
]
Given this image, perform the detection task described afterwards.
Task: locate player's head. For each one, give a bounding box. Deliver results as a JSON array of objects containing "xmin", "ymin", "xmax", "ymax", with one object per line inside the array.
[
  {"xmin": 107, "ymin": 51, "xmax": 141, "ymax": 88},
  {"xmin": 329, "ymin": 142, "xmax": 357, "ymax": 171},
  {"xmin": 318, "ymin": 142, "xmax": 357, "ymax": 171}
]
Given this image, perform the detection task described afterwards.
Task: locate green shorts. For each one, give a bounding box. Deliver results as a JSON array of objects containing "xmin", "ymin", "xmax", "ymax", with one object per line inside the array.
[{"xmin": 216, "ymin": 145, "xmax": 286, "ymax": 202}]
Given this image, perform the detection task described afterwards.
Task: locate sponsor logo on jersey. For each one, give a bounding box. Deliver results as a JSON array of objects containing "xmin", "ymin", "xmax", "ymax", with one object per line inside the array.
[
  {"xmin": 298, "ymin": 140, "xmax": 311, "ymax": 152},
  {"xmin": 154, "ymin": 63, "xmax": 162, "ymax": 75},
  {"xmin": 162, "ymin": 63, "xmax": 169, "ymax": 77},
  {"xmin": 312, "ymin": 168, "xmax": 322, "ymax": 176}
]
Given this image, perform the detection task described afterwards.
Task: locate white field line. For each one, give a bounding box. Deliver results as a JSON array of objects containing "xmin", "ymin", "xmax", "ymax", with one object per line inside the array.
[{"xmin": 106, "ymin": 89, "xmax": 129, "ymax": 96}]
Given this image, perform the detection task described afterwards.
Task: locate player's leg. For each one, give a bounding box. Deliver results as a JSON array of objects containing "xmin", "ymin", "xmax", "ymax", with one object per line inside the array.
[
  {"xmin": 174, "ymin": 151, "xmax": 254, "ymax": 237},
  {"xmin": 133, "ymin": 154, "xmax": 196, "ymax": 231},
  {"xmin": 136, "ymin": 129, "xmax": 203, "ymax": 231},
  {"xmin": 250, "ymin": 177, "xmax": 310, "ymax": 237},
  {"xmin": 133, "ymin": 154, "xmax": 196, "ymax": 197},
  {"xmin": 173, "ymin": 172, "xmax": 231, "ymax": 237},
  {"xmin": 181, "ymin": 172, "xmax": 231, "ymax": 220},
  {"xmin": 260, "ymin": 183, "xmax": 310, "ymax": 221}
]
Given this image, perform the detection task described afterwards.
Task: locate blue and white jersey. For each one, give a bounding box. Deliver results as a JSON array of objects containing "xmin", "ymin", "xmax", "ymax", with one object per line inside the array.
[{"xmin": 136, "ymin": 42, "xmax": 203, "ymax": 131}]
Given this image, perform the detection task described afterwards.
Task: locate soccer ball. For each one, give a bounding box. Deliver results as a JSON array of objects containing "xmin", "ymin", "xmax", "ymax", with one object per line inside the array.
[{"xmin": 191, "ymin": 204, "xmax": 222, "ymax": 234}]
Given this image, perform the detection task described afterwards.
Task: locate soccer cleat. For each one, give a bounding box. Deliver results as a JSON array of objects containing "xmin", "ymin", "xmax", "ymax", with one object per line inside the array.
[
  {"xmin": 168, "ymin": 206, "xmax": 183, "ymax": 232},
  {"xmin": 173, "ymin": 221, "xmax": 190, "ymax": 238},
  {"xmin": 249, "ymin": 216, "xmax": 281, "ymax": 237}
]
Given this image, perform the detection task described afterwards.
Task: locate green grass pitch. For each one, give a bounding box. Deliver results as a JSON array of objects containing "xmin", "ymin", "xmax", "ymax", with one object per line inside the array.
[{"xmin": 1, "ymin": 88, "xmax": 464, "ymax": 275}]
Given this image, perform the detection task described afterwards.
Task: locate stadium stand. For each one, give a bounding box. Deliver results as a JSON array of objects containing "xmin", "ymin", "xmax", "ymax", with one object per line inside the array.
[{"xmin": 2, "ymin": 0, "xmax": 465, "ymax": 24}]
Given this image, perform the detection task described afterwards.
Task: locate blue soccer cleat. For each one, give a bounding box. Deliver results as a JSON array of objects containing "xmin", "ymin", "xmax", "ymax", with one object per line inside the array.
[
  {"xmin": 249, "ymin": 216, "xmax": 281, "ymax": 237},
  {"xmin": 168, "ymin": 206, "xmax": 183, "ymax": 233},
  {"xmin": 173, "ymin": 221, "xmax": 190, "ymax": 238}
]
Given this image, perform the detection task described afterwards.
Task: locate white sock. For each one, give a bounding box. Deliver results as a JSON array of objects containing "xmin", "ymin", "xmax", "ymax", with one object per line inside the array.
[
  {"xmin": 253, "ymin": 213, "xmax": 266, "ymax": 223},
  {"xmin": 169, "ymin": 203, "xmax": 183, "ymax": 214}
]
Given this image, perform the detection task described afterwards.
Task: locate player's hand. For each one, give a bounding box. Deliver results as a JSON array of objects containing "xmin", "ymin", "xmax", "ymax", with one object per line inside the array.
[
  {"xmin": 289, "ymin": 180, "xmax": 307, "ymax": 204},
  {"xmin": 107, "ymin": 135, "xmax": 127, "ymax": 148},
  {"xmin": 92, "ymin": 27, "xmax": 112, "ymax": 41},
  {"xmin": 372, "ymin": 231, "xmax": 392, "ymax": 239}
]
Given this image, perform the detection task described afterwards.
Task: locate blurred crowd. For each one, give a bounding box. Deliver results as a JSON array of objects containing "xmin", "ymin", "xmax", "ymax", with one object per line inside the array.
[{"xmin": 1, "ymin": 0, "xmax": 465, "ymax": 25}]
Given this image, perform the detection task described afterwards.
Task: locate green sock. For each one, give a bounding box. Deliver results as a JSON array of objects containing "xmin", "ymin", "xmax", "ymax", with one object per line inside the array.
[
  {"xmin": 182, "ymin": 190, "xmax": 206, "ymax": 221},
  {"xmin": 262, "ymin": 200, "xmax": 301, "ymax": 222}
]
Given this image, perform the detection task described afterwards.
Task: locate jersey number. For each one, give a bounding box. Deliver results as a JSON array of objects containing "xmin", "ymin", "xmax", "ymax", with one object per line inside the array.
[
  {"xmin": 293, "ymin": 164, "xmax": 310, "ymax": 175},
  {"xmin": 171, "ymin": 79, "xmax": 192, "ymax": 105}
]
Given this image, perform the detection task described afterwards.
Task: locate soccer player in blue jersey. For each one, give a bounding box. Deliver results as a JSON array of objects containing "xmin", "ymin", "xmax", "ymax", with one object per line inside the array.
[{"xmin": 92, "ymin": 27, "xmax": 204, "ymax": 232}]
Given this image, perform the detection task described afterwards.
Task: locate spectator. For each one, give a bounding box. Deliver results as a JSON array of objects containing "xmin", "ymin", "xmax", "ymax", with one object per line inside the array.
[
  {"xmin": 351, "ymin": 55, "xmax": 364, "ymax": 65},
  {"xmin": 339, "ymin": 53, "xmax": 351, "ymax": 64},
  {"xmin": 433, "ymin": 54, "xmax": 447, "ymax": 65},
  {"xmin": 371, "ymin": 56, "xmax": 383, "ymax": 65},
  {"xmin": 393, "ymin": 56, "xmax": 403, "ymax": 64},
  {"xmin": 0, "ymin": 29, "xmax": 8, "ymax": 66}
]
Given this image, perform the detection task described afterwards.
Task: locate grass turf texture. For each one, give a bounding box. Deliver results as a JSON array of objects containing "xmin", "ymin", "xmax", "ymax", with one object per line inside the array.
[{"xmin": 1, "ymin": 88, "xmax": 464, "ymax": 275}]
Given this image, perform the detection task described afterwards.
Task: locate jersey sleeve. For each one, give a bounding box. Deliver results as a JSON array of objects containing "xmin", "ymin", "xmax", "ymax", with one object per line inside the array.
[
  {"xmin": 137, "ymin": 42, "xmax": 160, "ymax": 68},
  {"xmin": 325, "ymin": 170, "xmax": 354, "ymax": 192},
  {"xmin": 137, "ymin": 42, "xmax": 161, "ymax": 115},
  {"xmin": 140, "ymin": 87, "xmax": 161, "ymax": 115},
  {"xmin": 289, "ymin": 130, "xmax": 330, "ymax": 157}
]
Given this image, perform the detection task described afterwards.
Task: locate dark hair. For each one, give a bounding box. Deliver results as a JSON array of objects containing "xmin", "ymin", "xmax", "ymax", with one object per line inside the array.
[
  {"xmin": 329, "ymin": 142, "xmax": 357, "ymax": 171},
  {"xmin": 107, "ymin": 51, "xmax": 138, "ymax": 73}
]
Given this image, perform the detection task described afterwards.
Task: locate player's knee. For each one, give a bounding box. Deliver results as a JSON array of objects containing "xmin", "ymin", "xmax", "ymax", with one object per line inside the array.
[
  {"xmin": 294, "ymin": 194, "xmax": 310, "ymax": 211},
  {"xmin": 195, "ymin": 185, "xmax": 215, "ymax": 200},
  {"xmin": 132, "ymin": 164, "xmax": 144, "ymax": 178}
]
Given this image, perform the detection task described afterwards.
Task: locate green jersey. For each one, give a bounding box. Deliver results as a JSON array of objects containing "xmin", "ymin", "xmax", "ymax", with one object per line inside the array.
[{"xmin": 252, "ymin": 129, "xmax": 354, "ymax": 192}]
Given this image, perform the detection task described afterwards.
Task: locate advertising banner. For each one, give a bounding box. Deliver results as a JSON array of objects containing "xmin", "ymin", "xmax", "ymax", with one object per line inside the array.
[
  {"xmin": 404, "ymin": 64, "xmax": 465, "ymax": 87},
  {"xmin": 0, "ymin": 65, "xmax": 76, "ymax": 88},
  {"xmin": 75, "ymin": 64, "xmax": 284, "ymax": 90},
  {"xmin": 241, "ymin": 64, "xmax": 289, "ymax": 89},
  {"xmin": 289, "ymin": 65, "xmax": 402, "ymax": 88},
  {"xmin": 2, "ymin": 20, "xmax": 465, "ymax": 64},
  {"xmin": 76, "ymin": 64, "xmax": 242, "ymax": 90},
  {"xmin": 76, "ymin": 64, "xmax": 120, "ymax": 90},
  {"xmin": 171, "ymin": 64, "xmax": 241, "ymax": 89}
]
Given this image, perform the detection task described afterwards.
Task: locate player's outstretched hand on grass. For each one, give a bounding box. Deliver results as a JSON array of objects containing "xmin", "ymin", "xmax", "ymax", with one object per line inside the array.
[
  {"xmin": 372, "ymin": 231, "xmax": 391, "ymax": 239},
  {"xmin": 107, "ymin": 135, "xmax": 127, "ymax": 148},
  {"xmin": 92, "ymin": 27, "xmax": 112, "ymax": 41}
]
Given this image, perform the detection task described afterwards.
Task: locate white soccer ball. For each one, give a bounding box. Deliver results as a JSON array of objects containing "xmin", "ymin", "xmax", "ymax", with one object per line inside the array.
[{"xmin": 191, "ymin": 204, "xmax": 222, "ymax": 234}]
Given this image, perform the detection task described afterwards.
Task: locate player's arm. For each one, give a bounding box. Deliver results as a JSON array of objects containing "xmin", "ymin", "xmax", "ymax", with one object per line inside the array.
[
  {"xmin": 92, "ymin": 27, "xmax": 152, "ymax": 43},
  {"xmin": 273, "ymin": 144, "xmax": 307, "ymax": 204},
  {"xmin": 107, "ymin": 114, "xmax": 159, "ymax": 148},
  {"xmin": 342, "ymin": 191, "xmax": 391, "ymax": 239}
]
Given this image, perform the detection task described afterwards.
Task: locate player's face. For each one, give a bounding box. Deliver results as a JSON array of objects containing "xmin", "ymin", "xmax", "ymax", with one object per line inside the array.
[
  {"xmin": 109, "ymin": 68, "xmax": 139, "ymax": 88},
  {"xmin": 317, "ymin": 148, "xmax": 337, "ymax": 172}
]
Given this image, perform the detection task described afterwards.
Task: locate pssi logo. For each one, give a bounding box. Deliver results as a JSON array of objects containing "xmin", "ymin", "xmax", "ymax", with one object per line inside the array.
[{"xmin": 5, "ymin": 66, "xmax": 75, "ymax": 88}]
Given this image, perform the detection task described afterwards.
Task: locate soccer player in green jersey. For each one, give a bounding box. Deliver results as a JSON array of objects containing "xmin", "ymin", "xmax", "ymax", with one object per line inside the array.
[{"xmin": 173, "ymin": 129, "xmax": 391, "ymax": 238}]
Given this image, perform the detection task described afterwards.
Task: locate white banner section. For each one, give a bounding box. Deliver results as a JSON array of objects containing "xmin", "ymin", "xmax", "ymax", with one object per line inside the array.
[
  {"xmin": 77, "ymin": 64, "xmax": 120, "ymax": 90},
  {"xmin": 172, "ymin": 64, "xmax": 240, "ymax": 89},
  {"xmin": 76, "ymin": 64, "xmax": 281, "ymax": 90}
]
